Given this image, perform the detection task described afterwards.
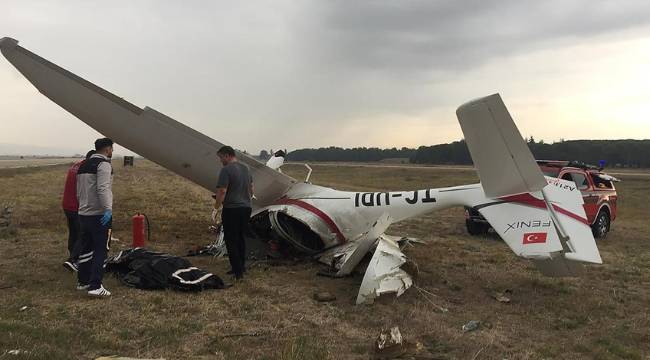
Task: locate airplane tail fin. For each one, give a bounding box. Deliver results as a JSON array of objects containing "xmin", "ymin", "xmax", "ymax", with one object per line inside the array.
[
  {"xmin": 456, "ymin": 94, "xmax": 547, "ymax": 198},
  {"xmin": 456, "ymin": 94, "xmax": 601, "ymax": 276}
]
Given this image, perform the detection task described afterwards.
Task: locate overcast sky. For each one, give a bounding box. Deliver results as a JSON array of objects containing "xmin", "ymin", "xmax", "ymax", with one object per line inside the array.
[{"xmin": 1, "ymin": 0, "xmax": 649, "ymax": 155}]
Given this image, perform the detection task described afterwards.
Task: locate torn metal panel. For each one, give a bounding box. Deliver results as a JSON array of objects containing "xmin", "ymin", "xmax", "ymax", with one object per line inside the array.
[
  {"xmin": 381, "ymin": 234, "xmax": 425, "ymax": 247},
  {"xmin": 376, "ymin": 326, "xmax": 403, "ymax": 350},
  {"xmin": 317, "ymin": 213, "xmax": 392, "ymax": 276},
  {"xmin": 356, "ymin": 235, "xmax": 413, "ymax": 305},
  {"xmin": 316, "ymin": 241, "xmax": 366, "ymax": 272}
]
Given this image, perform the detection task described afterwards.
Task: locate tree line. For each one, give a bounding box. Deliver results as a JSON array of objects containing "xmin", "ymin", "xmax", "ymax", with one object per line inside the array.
[
  {"xmin": 285, "ymin": 139, "xmax": 650, "ymax": 168},
  {"xmin": 286, "ymin": 147, "xmax": 416, "ymax": 162}
]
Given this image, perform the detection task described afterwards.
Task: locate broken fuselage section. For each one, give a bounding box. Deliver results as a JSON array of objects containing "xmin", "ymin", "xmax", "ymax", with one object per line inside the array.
[{"xmin": 242, "ymin": 177, "xmax": 487, "ymax": 304}]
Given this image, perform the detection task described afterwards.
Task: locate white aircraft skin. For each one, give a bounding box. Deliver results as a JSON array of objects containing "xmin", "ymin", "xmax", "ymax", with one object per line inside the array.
[
  {"xmin": 274, "ymin": 183, "xmax": 484, "ymax": 249},
  {"xmin": 0, "ymin": 37, "xmax": 602, "ymax": 304}
]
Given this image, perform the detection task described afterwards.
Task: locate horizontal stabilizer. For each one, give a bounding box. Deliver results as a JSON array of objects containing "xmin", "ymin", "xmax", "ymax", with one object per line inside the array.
[
  {"xmin": 477, "ymin": 176, "xmax": 601, "ymax": 276},
  {"xmin": 478, "ymin": 192, "xmax": 564, "ymax": 259},
  {"xmin": 541, "ymin": 178, "xmax": 602, "ymax": 264}
]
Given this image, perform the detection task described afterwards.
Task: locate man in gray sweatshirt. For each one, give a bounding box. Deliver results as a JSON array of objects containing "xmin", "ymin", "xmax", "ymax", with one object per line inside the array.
[{"xmin": 76, "ymin": 138, "xmax": 114, "ymax": 297}]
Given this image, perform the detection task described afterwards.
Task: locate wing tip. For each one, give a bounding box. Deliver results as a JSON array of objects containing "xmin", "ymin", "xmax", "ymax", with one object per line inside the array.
[
  {"xmin": 456, "ymin": 93, "xmax": 501, "ymax": 116},
  {"xmin": 0, "ymin": 37, "xmax": 19, "ymax": 51}
]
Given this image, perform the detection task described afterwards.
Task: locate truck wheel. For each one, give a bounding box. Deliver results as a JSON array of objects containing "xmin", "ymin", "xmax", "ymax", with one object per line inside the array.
[
  {"xmin": 592, "ymin": 211, "xmax": 610, "ymax": 239},
  {"xmin": 466, "ymin": 219, "xmax": 489, "ymax": 236}
]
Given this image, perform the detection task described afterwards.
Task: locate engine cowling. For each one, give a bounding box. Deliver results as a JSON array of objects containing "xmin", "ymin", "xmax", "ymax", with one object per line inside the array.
[
  {"xmin": 268, "ymin": 211, "xmax": 324, "ymax": 254},
  {"xmin": 250, "ymin": 202, "xmax": 342, "ymax": 255}
]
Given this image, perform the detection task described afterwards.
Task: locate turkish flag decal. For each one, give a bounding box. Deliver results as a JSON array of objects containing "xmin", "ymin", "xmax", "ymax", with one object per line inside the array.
[{"xmin": 522, "ymin": 232, "xmax": 547, "ymax": 244}]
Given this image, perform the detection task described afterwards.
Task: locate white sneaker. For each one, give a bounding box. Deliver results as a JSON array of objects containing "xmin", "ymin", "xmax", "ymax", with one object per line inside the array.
[
  {"xmin": 87, "ymin": 285, "xmax": 111, "ymax": 297},
  {"xmin": 76, "ymin": 283, "xmax": 89, "ymax": 291}
]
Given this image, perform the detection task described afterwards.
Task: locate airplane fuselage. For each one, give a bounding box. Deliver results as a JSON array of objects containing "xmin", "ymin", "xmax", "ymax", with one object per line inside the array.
[{"xmin": 258, "ymin": 181, "xmax": 488, "ymax": 251}]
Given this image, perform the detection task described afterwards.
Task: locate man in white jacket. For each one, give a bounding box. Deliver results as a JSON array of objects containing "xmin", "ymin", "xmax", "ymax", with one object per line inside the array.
[{"xmin": 76, "ymin": 138, "xmax": 114, "ymax": 297}]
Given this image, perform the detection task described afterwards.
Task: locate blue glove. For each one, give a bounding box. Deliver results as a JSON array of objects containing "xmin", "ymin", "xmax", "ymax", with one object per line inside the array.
[{"xmin": 100, "ymin": 210, "xmax": 112, "ymax": 226}]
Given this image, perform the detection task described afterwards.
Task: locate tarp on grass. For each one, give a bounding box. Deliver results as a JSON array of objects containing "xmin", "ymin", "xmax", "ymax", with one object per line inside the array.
[{"xmin": 106, "ymin": 248, "xmax": 225, "ymax": 291}]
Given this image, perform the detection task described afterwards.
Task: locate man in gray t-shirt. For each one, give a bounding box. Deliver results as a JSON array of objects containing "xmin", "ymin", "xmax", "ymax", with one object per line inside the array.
[
  {"xmin": 217, "ymin": 161, "xmax": 252, "ymax": 208},
  {"xmin": 214, "ymin": 145, "xmax": 253, "ymax": 279}
]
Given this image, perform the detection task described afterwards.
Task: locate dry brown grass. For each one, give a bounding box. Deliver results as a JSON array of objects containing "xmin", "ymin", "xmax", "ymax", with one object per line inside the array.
[
  {"xmin": 0, "ymin": 161, "xmax": 648, "ymax": 359},
  {"xmin": 0, "ymin": 158, "xmax": 79, "ymax": 169}
]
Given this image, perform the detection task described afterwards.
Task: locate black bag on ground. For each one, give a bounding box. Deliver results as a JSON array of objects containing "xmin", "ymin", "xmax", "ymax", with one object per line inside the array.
[{"xmin": 105, "ymin": 248, "xmax": 225, "ymax": 291}]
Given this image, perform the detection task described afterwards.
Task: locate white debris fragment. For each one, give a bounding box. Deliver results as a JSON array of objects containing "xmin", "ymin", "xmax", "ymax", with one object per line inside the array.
[
  {"xmin": 19, "ymin": 305, "xmax": 28, "ymax": 312},
  {"xmin": 356, "ymin": 236, "xmax": 413, "ymax": 304},
  {"xmin": 8, "ymin": 349, "xmax": 29, "ymax": 355},
  {"xmin": 462, "ymin": 320, "xmax": 481, "ymax": 332},
  {"xmin": 376, "ymin": 326, "xmax": 403, "ymax": 350},
  {"xmin": 317, "ymin": 213, "xmax": 392, "ymax": 277},
  {"xmin": 492, "ymin": 290, "xmax": 512, "ymax": 303}
]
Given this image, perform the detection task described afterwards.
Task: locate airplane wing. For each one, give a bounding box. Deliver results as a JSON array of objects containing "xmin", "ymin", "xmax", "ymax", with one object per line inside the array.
[{"xmin": 0, "ymin": 37, "xmax": 296, "ymax": 207}]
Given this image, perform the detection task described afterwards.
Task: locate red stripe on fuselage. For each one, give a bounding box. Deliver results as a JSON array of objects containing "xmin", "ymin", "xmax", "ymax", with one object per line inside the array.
[
  {"xmin": 274, "ymin": 198, "xmax": 346, "ymax": 244},
  {"xmin": 499, "ymin": 193, "xmax": 589, "ymax": 225}
]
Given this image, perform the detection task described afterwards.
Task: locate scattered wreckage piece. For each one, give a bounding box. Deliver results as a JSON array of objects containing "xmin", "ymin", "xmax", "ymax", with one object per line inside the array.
[
  {"xmin": 317, "ymin": 213, "xmax": 393, "ymax": 277},
  {"xmin": 6, "ymin": 350, "xmax": 30, "ymax": 356},
  {"xmin": 491, "ymin": 289, "xmax": 512, "ymax": 303},
  {"xmin": 357, "ymin": 236, "xmax": 413, "ymax": 305},
  {"xmin": 105, "ymin": 248, "xmax": 225, "ymax": 291},
  {"xmin": 376, "ymin": 327, "xmax": 403, "ymax": 352},
  {"xmin": 372, "ymin": 326, "xmax": 429, "ymax": 360},
  {"xmin": 462, "ymin": 320, "xmax": 481, "ymax": 332},
  {"xmin": 186, "ymin": 224, "xmax": 227, "ymax": 257}
]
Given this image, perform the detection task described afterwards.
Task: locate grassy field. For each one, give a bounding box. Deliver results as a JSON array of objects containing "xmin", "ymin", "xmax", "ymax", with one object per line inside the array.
[{"xmin": 0, "ymin": 161, "xmax": 648, "ymax": 359}]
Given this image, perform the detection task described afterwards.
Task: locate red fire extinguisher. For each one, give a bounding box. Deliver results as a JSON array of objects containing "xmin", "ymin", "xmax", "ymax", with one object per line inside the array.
[{"xmin": 132, "ymin": 213, "xmax": 148, "ymax": 248}]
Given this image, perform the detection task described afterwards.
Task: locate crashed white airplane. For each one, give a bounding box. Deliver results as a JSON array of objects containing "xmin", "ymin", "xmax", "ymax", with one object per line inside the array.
[{"xmin": 0, "ymin": 37, "xmax": 602, "ymax": 304}]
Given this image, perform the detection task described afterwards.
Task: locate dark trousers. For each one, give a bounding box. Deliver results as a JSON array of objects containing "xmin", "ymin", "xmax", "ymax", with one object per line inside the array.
[
  {"xmin": 64, "ymin": 210, "xmax": 83, "ymax": 262},
  {"xmin": 222, "ymin": 207, "xmax": 252, "ymax": 277},
  {"xmin": 78, "ymin": 215, "xmax": 111, "ymax": 290}
]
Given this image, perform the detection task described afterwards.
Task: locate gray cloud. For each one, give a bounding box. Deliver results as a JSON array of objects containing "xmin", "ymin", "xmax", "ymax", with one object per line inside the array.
[
  {"xmin": 306, "ymin": 1, "xmax": 650, "ymax": 73},
  {"xmin": 1, "ymin": 1, "xmax": 649, "ymax": 154}
]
